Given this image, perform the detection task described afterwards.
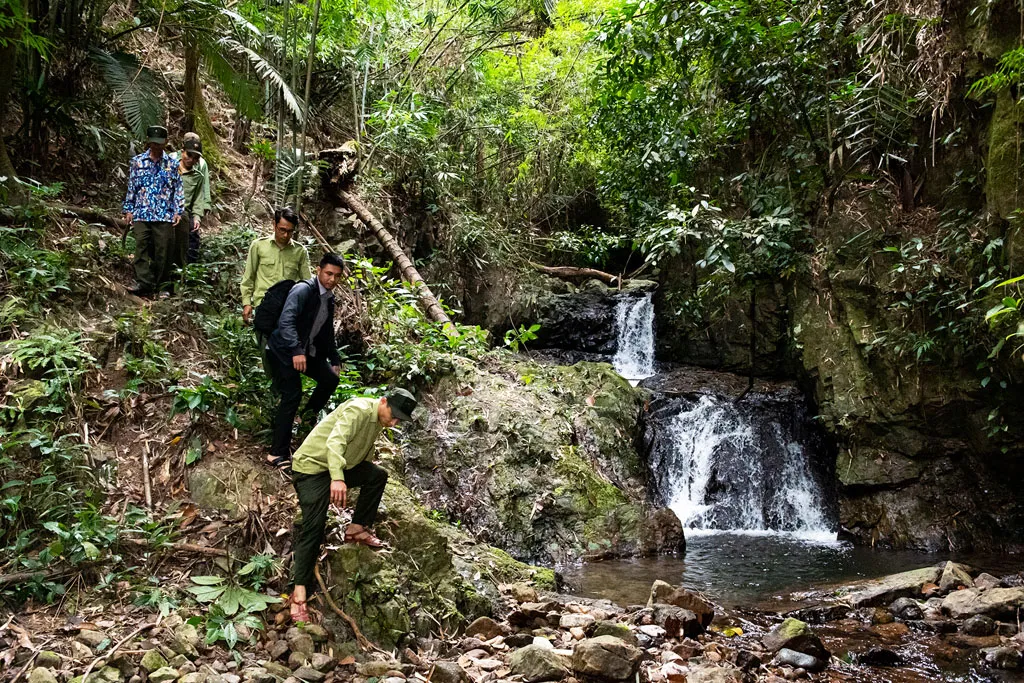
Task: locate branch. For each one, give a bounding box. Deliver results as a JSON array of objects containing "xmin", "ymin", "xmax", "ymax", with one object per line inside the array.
[
  {"xmin": 314, "ymin": 564, "xmax": 376, "ymax": 652},
  {"xmin": 530, "ymin": 263, "xmax": 622, "ymax": 286}
]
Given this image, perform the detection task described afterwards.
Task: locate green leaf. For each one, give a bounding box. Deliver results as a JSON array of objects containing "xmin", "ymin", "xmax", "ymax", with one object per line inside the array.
[
  {"xmin": 81, "ymin": 541, "xmax": 101, "ymax": 559},
  {"xmin": 190, "ymin": 575, "xmax": 227, "ymax": 585}
]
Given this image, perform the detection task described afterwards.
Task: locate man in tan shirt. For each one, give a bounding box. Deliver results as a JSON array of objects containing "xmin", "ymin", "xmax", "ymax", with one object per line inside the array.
[{"xmin": 287, "ymin": 389, "xmax": 417, "ymax": 622}]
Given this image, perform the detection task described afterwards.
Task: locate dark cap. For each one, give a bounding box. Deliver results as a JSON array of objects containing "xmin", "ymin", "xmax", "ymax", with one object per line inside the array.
[
  {"xmin": 146, "ymin": 125, "xmax": 168, "ymax": 144},
  {"xmin": 386, "ymin": 388, "xmax": 417, "ymax": 421},
  {"xmin": 183, "ymin": 138, "xmax": 203, "ymax": 157}
]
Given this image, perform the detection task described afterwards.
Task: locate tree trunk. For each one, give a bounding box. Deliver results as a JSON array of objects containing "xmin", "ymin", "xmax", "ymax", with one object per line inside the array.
[
  {"xmin": 0, "ymin": 14, "xmax": 23, "ymax": 202},
  {"xmin": 531, "ymin": 263, "xmax": 621, "ymax": 286},
  {"xmin": 338, "ymin": 189, "xmax": 456, "ymax": 334},
  {"xmin": 183, "ymin": 29, "xmax": 200, "ymax": 132}
]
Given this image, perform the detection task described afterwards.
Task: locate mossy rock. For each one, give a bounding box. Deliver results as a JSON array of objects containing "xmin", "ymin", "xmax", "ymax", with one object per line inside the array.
[{"xmin": 398, "ymin": 356, "xmax": 656, "ymax": 563}]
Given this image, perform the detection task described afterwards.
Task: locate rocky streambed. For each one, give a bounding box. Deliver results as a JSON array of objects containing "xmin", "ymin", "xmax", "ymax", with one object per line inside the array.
[{"xmin": 8, "ymin": 561, "xmax": 1024, "ymax": 683}]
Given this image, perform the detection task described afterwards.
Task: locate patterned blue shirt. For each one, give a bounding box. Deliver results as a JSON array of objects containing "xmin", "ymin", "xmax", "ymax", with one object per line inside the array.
[{"xmin": 122, "ymin": 151, "xmax": 185, "ymax": 222}]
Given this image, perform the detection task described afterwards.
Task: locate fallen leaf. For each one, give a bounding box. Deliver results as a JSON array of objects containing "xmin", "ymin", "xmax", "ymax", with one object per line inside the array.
[{"xmin": 339, "ymin": 656, "xmax": 356, "ymax": 666}]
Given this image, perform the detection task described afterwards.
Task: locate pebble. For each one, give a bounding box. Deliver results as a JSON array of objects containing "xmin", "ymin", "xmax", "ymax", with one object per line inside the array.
[
  {"xmin": 268, "ymin": 640, "xmax": 290, "ymax": 661},
  {"xmin": 569, "ymin": 627, "xmax": 586, "ymax": 640},
  {"xmin": 29, "ymin": 668, "xmax": 59, "ymax": 683},
  {"xmin": 76, "ymin": 631, "xmax": 109, "ymax": 648},
  {"xmin": 71, "ymin": 641, "xmax": 94, "ymax": 661}
]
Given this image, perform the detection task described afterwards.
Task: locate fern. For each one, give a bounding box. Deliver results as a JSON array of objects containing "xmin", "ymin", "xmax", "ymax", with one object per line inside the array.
[
  {"xmin": 90, "ymin": 49, "xmax": 164, "ymax": 139},
  {"xmin": 203, "ymin": 43, "xmax": 264, "ymax": 122},
  {"xmin": 218, "ymin": 38, "xmax": 305, "ymax": 124},
  {"xmin": 970, "ymin": 47, "xmax": 1024, "ymax": 99}
]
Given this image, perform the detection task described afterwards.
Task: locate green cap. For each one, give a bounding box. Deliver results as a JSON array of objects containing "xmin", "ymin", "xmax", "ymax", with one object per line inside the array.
[
  {"xmin": 146, "ymin": 125, "xmax": 168, "ymax": 144},
  {"xmin": 386, "ymin": 388, "xmax": 417, "ymax": 421}
]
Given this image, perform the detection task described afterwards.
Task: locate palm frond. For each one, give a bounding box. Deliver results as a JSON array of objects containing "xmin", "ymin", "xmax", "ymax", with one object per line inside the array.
[
  {"xmin": 90, "ymin": 49, "xmax": 164, "ymax": 139},
  {"xmin": 202, "ymin": 40, "xmax": 264, "ymax": 121},
  {"xmin": 218, "ymin": 38, "xmax": 305, "ymax": 124}
]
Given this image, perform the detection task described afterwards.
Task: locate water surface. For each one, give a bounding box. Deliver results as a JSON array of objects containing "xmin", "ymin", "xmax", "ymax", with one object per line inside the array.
[{"xmin": 561, "ymin": 534, "xmax": 1022, "ymax": 608}]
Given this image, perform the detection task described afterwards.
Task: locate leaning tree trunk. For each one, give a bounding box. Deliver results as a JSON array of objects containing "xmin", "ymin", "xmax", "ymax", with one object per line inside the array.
[{"xmin": 338, "ymin": 189, "xmax": 456, "ymax": 334}]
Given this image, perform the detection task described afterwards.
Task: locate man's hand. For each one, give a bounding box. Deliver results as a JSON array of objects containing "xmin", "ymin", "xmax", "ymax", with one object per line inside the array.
[
  {"xmin": 330, "ymin": 480, "xmax": 347, "ymax": 507},
  {"xmin": 293, "ymin": 355, "xmax": 307, "ymax": 372},
  {"xmin": 192, "ymin": 216, "xmax": 201, "ymax": 230},
  {"xmin": 124, "ymin": 212, "xmax": 133, "ymax": 224},
  {"xmin": 243, "ymin": 305, "xmax": 253, "ymax": 324},
  {"xmin": 331, "ymin": 365, "xmax": 340, "ymax": 376},
  {"xmin": 172, "ymin": 214, "xmax": 181, "ymax": 226}
]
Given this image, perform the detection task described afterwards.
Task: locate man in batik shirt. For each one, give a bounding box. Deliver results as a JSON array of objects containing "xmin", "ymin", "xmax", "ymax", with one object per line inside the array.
[{"xmin": 122, "ymin": 125, "xmax": 184, "ymax": 297}]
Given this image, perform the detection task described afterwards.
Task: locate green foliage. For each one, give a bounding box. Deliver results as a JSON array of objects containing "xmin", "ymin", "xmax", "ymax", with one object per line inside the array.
[
  {"xmin": 90, "ymin": 49, "xmax": 165, "ymax": 140},
  {"xmin": 185, "ymin": 558, "xmax": 282, "ymax": 649},
  {"xmin": 504, "ymin": 323, "xmax": 540, "ymax": 352},
  {"xmin": 969, "ymin": 47, "xmax": 1024, "ymax": 100},
  {"xmin": 0, "ymin": 224, "xmax": 71, "ymax": 311}
]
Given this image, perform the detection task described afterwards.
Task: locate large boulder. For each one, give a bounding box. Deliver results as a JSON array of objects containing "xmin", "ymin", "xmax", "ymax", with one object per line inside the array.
[
  {"xmin": 938, "ymin": 562, "xmax": 974, "ymax": 593},
  {"xmin": 322, "ymin": 479, "xmax": 553, "ymax": 649},
  {"xmin": 942, "ymin": 587, "xmax": 1024, "ymax": 619},
  {"xmin": 400, "ymin": 358, "xmax": 674, "ymax": 563},
  {"xmin": 843, "ymin": 566, "xmax": 942, "ymax": 607},
  {"xmin": 571, "ymin": 636, "xmax": 643, "ymax": 681},
  {"xmin": 509, "ymin": 645, "xmax": 570, "ymax": 682}
]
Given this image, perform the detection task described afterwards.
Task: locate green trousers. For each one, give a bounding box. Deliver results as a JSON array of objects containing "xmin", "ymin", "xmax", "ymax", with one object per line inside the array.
[
  {"xmin": 291, "ymin": 462, "xmax": 389, "ymax": 592},
  {"xmin": 132, "ymin": 221, "xmax": 174, "ymax": 292}
]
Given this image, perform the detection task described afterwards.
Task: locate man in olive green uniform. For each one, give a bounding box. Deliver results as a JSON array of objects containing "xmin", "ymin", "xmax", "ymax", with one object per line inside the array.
[
  {"xmin": 240, "ymin": 207, "xmax": 312, "ymax": 320},
  {"xmin": 287, "ymin": 389, "xmax": 417, "ymax": 622},
  {"xmin": 174, "ymin": 134, "xmax": 211, "ymax": 267}
]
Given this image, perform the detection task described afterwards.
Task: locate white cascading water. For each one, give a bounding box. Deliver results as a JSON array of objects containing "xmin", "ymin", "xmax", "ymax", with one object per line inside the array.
[
  {"xmin": 612, "ymin": 294, "xmax": 655, "ymax": 383},
  {"xmin": 657, "ymin": 394, "xmax": 835, "ymax": 543}
]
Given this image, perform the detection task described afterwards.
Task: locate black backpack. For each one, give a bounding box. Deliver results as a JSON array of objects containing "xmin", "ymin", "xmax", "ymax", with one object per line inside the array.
[{"xmin": 254, "ymin": 279, "xmax": 312, "ymax": 335}]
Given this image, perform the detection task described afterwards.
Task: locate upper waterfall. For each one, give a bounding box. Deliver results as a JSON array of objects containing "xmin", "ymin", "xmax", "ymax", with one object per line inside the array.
[{"xmin": 612, "ymin": 293, "xmax": 655, "ymax": 383}]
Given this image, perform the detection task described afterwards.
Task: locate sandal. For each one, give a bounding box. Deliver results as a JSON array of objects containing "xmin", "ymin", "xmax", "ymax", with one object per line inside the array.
[
  {"xmin": 266, "ymin": 453, "xmax": 292, "ymax": 474},
  {"xmin": 289, "ymin": 595, "xmax": 308, "ymax": 623},
  {"xmin": 344, "ymin": 528, "xmax": 386, "ymax": 548}
]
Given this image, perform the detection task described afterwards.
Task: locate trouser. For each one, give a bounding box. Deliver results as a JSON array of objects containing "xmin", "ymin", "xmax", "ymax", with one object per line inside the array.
[
  {"xmin": 255, "ymin": 331, "xmax": 277, "ymax": 396},
  {"xmin": 268, "ymin": 352, "xmax": 339, "ymax": 458},
  {"xmin": 172, "ymin": 213, "xmax": 190, "ymax": 274},
  {"xmin": 132, "ymin": 221, "xmax": 173, "ymax": 292},
  {"xmin": 291, "ymin": 462, "xmax": 389, "ymax": 591}
]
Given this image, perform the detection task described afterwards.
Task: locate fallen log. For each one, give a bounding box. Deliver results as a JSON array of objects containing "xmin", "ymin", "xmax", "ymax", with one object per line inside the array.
[
  {"xmin": 337, "ymin": 189, "xmax": 456, "ymax": 335},
  {"xmin": 57, "ymin": 205, "xmax": 129, "ymax": 232},
  {"xmin": 531, "ymin": 263, "xmax": 621, "ymax": 286}
]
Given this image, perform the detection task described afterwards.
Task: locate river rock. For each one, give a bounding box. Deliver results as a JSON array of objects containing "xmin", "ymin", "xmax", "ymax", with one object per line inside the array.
[
  {"xmin": 429, "ymin": 661, "xmax": 470, "ymax": 683},
  {"xmin": 287, "ymin": 632, "xmax": 315, "ymax": 657},
  {"xmin": 942, "ymin": 587, "xmax": 1024, "ymax": 619},
  {"xmin": 962, "ymin": 615, "xmax": 997, "ymax": 636},
  {"xmin": 938, "ymin": 562, "xmax": 974, "ymax": 593},
  {"xmin": 300, "ymin": 624, "xmax": 328, "ymax": 643},
  {"xmin": 844, "ymin": 566, "xmax": 942, "ymax": 607},
  {"xmin": 982, "ymin": 646, "xmax": 1023, "ymax": 669},
  {"xmin": 588, "ymin": 622, "xmax": 637, "ymax": 647},
  {"xmin": 263, "ymin": 663, "xmax": 291, "ymax": 679},
  {"xmin": 650, "ymin": 604, "xmax": 701, "ymax": 638},
  {"xmin": 560, "ymin": 614, "xmax": 596, "ymax": 629},
  {"xmin": 149, "ymin": 667, "xmax": 180, "ymax": 683},
  {"xmin": 77, "ymin": 631, "xmax": 109, "ymax": 649},
  {"xmin": 29, "ymin": 668, "xmax": 59, "ymax": 683},
  {"xmin": 735, "ymin": 650, "xmax": 762, "ymax": 672},
  {"xmin": 292, "ymin": 666, "xmax": 325, "ymax": 682},
  {"xmin": 640, "ymin": 508, "xmax": 686, "ymax": 554},
  {"xmin": 761, "ymin": 618, "xmax": 828, "ymax": 660},
  {"xmin": 36, "ymin": 651, "xmax": 62, "ymax": 669},
  {"xmin": 510, "ymin": 583, "xmax": 539, "ymax": 603},
  {"xmin": 772, "ymin": 648, "xmax": 826, "ymax": 672},
  {"xmin": 179, "ymin": 674, "xmax": 207, "ymax": 683},
  {"xmin": 889, "ymin": 597, "xmax": 923, "ymax": 620},
  {"xmin": 356, "ymin": 661, "xmax": 399, "ymax": 677},
  {"xmin": 71, "ymin": 641, "xmax": 94, "ymax": 660},
  {"xmin": 242, "ymin": 667, "xmax": 274, "ymax": 683},
  {"xmin": 647, "ymin": 581, "xmax": 714, "ymax": 627},
  {"xmin": 571, "ymin": 636, "xmax": 642, "ymax": 681},
  {"xmin": 268, "ymin": 640, "xmax": 289, "ymax": 661},
  {"xmin": 287, "ymin": 652, "xmax": 310, "ymax": 670},
  {"xmin": 308, "ymin": 654, "xmax": 334, "ymax": 673},
  {"xmin": 141, "ymin": 650, "xmax": 169, "ymax": 673},
  {"xmin": 686, "ymin": 665, "xmax": 742, "ymax": 682},
  {"xmin": 857, "ymin": 647, "xmax": 901, "ymax": 666},
  {"xmin": 465, "ymin": 616, "xmax": 503, "ymax": 640},
  {"xmin": 976, "ymin": 573, "xmax": 1003, "ymax": 590},
  {"xmin": 509, "ymin": 645, "xmax": 570, "ymax": 682},
  {"xmin": 505, "ymin": 633, "xmax": 534, "ymax": 648}
]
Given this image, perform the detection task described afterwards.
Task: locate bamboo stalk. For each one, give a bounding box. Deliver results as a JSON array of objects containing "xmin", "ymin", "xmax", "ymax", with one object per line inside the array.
[{"xmin": 294, "ymin": 0, "xmax": 322, "ymax": 215}]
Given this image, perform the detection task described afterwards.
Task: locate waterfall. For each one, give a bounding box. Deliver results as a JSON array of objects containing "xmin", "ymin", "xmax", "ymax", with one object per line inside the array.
[
  {"xmin": 613, "ymin": 294, "xmax": 655, "ymax": 382},
  {"xmin": 646, "ymin": 393, "xmax": 837, "ymax": 543}
]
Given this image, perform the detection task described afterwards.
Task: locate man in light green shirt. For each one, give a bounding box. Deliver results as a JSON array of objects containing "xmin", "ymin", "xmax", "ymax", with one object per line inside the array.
[
  {"xmin": 288, "ymin": 389, "xmax": 417, "ymax": 623},
  {"xmin": 240, "ymin": 207, "xmax": 312, "ymax": 321}
]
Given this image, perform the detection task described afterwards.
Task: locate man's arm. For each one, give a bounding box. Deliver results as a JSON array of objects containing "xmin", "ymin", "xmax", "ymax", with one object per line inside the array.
[
  {"xmin": 172, "ymin": 167, "xmax": 185, "ymax": 222},
  {"xmin": 277, "ymin": 281, "xmax": 310, "ymax": 358},
  {"xmin": 195, "ymin": 161, "xmax": 212, "ymax": 217},
  {"xmin": 298, "ymin": 248, "xmax": 312, "ymax": 280},
  {"xmin": 122, "ymin": 158, "xmax": 138, "ymax": 218},
  {"xmin": 239, "ymin": 241, "xmax": 259, "ymax": 316}
]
